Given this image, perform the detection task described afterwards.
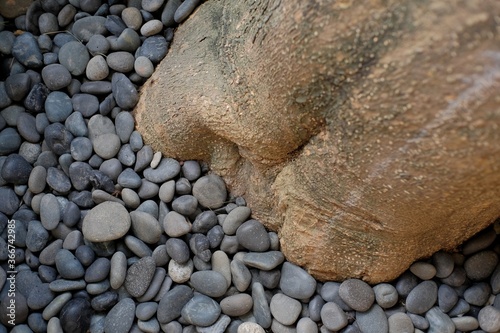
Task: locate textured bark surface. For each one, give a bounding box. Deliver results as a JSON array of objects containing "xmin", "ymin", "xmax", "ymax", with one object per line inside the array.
[{"xmin": 135, "ymin": 0, "xmax": 500, "ymax": 282}]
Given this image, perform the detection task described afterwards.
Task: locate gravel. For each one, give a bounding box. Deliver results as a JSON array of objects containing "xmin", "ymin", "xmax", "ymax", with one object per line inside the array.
[{"xmin": 1, "ymin": 1, "xmax": 500, "ymax": 332}]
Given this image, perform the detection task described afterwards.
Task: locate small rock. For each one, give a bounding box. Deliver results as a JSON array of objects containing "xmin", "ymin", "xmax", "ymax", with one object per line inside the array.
[
  {"xmin": 41, "ymin": 64, "xmax": 72, "ymax": 90},
  {"xmin": 270, "ymin": 293, "xmax": 302, "ymax": 326},
  {"xmin": 388, "ymin": 312, "xmax": 414, "ymax": 333},
  {"xmin": 82, "ymin": 201, "xmax": 131, "ymax": 242},
  {"xmin": 55, "ymin": 249, "xmax": 85, "ymax": 279},
  {"xmin": 157, "ymin": 285, "xmax": 193, "ymax": 324},
  {"xmin": 190, "ymin": 270, "xmax": 228, "ymax": 298},
  {"xmin": 464, "ymin": 250, "xmax": 498, "ymax": 281},
  {"xmin": 425, "ymin": 307, "xmax": 454, "ymax": 333},
  {"xmin": 478, "ymin": 305, "xmax": 500, "ymax": 332},
  {"xmin": 356, "ymin": 304, "xmax": 388, "ymax": 333},
  {"xmin": 192, "ymin": 174, "xmax": 227, "ymax": 209},
  {"xmin": 59, "ymin": 297, "xmax": 92, "ymax": 333},
  {"xmin": 320, "ymin": 302, "xmax": 347, "ymax": 331},
  {"xmin": 125, "ymin": 256, "xmax": 156, "ymax": 298},
  {"xmin": 168, "ymin": 259, "xmax": 193, "ymax": 283},
  {"xmin": 373, "ymin": 283, "xmax": 398, "ymax": 309},
  {"xmin": 59, "ymin": 41, "xmax": 90, "ymax": 76},
  {"xmin": 405, "ymin": 280, "xmax": 438, "ymax": 315},
  {"xmin": 104, "ymin": 298, "xmax": 135, "ymax": 333},
  {"xmin": 243, "ymin": 251, "xmax": 284, "ymax": 271}
]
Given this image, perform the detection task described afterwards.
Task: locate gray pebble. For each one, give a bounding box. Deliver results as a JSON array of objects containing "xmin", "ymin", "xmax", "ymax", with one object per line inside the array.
[
  {"xmin": 121, "ymin": 7, "xmax": 142, "ymax": 30},
  {"xmin": 1, "ymin": 153, "xmax": 32, "ymax": 185},
  {"xmin": 40, "ymin": 193, "xmax": 61, "ymax": 230},
  {"xmin": 58, "ymin": 4, "xmax": 77, "ymax": 27},
  {"xmin": 44, "ymin": 123, "xmax": 74, "ymax": 156},
  {"xmin": 464, "ymin": 250, "xmax": 498, "ymax": 281},
  {"xmin": 252, "ymin": 282, "xmax": 271, "ymax": 329},
  {"xmin": 409, "ymin": 261, "xmax": 436, "ymax": 280},
  {"xmin": 308, "ymin": 295, "xmax": 325, "ymax": 322},
  {"xmin": 85, "ymin": 257, "xmax": 110, "ymax": 283},
  {"xmin": 82, "ymin": 201, "xmax": 131, "ymax": 242},
  {"xmin": 137, "ymin": 268, "xmax": 166, "ymax": 302},
  {"xmin": 407, "ymin": 313, "xmax": 429, "ymax": 330},
  {"xmin": 59, "ymin": 41, "xmax": 89, "ymax": 76},
  {"xmin": 161, "ymin": 0, "xmax": 181, "ymax": 26},
  {"xmin": 190, "ymin": 270, "xmax": 228, "ymax": 298},
  {"xmin": 164, "ymin": 211, "xmax": 192, "ymax": 237},
  {"xmin": 65, "ymin": 111, "xmax": 88, "ymax": 137},
  {"xmin": 124, "ymin": 235, "xmax": 153, "ymax": 257},
  {"xmin": 42, "ymin": 64, "xmax": 72, "ymax": 90},
  {"xmin": 464, "ymin": 282, "xmax": 491, "ymax": 306},
  {"xmin": 39, "ymin": 239, "xmax": 63, "ymax": 265},
  {"xmin": 45, "ymin": 92, "xmax": 73, "ymax": 123},
  {"xmin": 72, "ymin": 93, "xmax": 99, "ymax": 117},
  {"xmin": 451, "ymin": 316, "xmax": 479, "ymax": 332},
  {"xmin": 152, "ymin": 245, "xmax": 170, "ymax": 267},
  {"xmin": 320, "ymin": 302, "xmax": 347, "ymax": 331},
  {"xmin": 70, "ymin": 137, "xmax": 93, "ymax": 161},
  {"xmin": 236, "ymin": 219, "xmax": 270, "ymax": 252},
  {"xmin": 280, "ymin": 262, "xmax": 317, "ymax": 300},
  {"xmin": 107, "ymin": 51, "xmax": 135, "ymax": 73},
  {"xmin": 80, "ymin": 81, "xmax": 112, "ymax": 95},
  {"xmin": 117, "ymin": 168, "xmax": 142, "ymax": 189},
  {"xmin": 243, "ymin": 251, "xmax": 284, "ymax": 271},
  {"xmin": 223, "ymin": 206, "xmax": 251, "ymax": 235},
  {"xmin": 62, "ymin": 230, "xmax": 83, "ymax": 250},
  {"xmin": 175, "ymin": 177, "xmax": 192, "ymax": 195},
  {"xmin": 168, "ymin": 258, "xmax": 193, "ymax": 283},
  {"xmin": 166, "ymin": 238, "xmax": 190, "ymax": 264},
  {"xmin": 115, "ymin": 111, "xmax": 135, "ymax": 143},
  {"xmin": 373, "ymin": 283, "xmax": 398, "ymax": 309},
  {"xmin": 110, "ymin": 251, "xmax": 127, "ymax": 289},
  {"xmin": 130, "ymin": 210, "xmax": 162, "ymax": 244},
  {"xmin": 12, "ymin": 32, "xmax": 43, "ymax": 68},
  {"xmin": 113, "ymin": 28, "xmax": 141, "ymax": 52},
  {"xmin": 93, "ymin": 133, "xmax": 121, "ymax": 159},
  {"xmin": 24, "ymin": 82, "xmax": 50, "ymax": 113},
  {"xmin": 17, "ymin": 112, "xmax": 40, "ymax": 143},
  {"xmin": 0, "ymin": 31, "xmax": 15, "ymax": 55},
  {"xmin": 91, "ymin": 291, "xmax": 119, "ymax": 312},
  {"xmin": 121, "ymin": 188, "xmax": 141, "ymax": 208},
  {"xmin": 5, "ymin": 73, "xmax": 31, "ymax": 101},
  {"xmin": 158, "ymin": 179, "xmax": 175, "ymax": 202},
  {"xmin": 192, "ymin": 174, "xmax": 227, "ymax": 209},
  {"xmin": 172, "ymin": 195, "xmax": 198, "ymax": 216},
  {"xmin": 136, "ymin": 302, "xmax": 158, "ymax": 321},
  {"xmin": 230, "ymin": 259, "xmax": 252, "ymax": 292},
  {"xmin": 130, "ymin": 130, "xmax": 143, "ymax": 151},
  {"xmin": 86, "ymin": 55, "xmax": 109, "ymax": 81},
  {"xmin": 125, "ymin": 256, "xmax": 156, "ymax": 298},
  {"xmin": 432, "ymin": 251, "xmax": 454, "ymax": 279},
  {"xmin": 26, "ymin": 220, "xmax": 49, "ymax": 252},
  {"xmin": 437, "ymin": 284, "xmax": 458, "ymax": 313},
  {"xmin": 118, "ymin": 144, "xmax": 136, "ymax": 166},
  {"xmin": 425, "ymin": 307, "xmax": 454, "ymax": 333},
  {"xmin": 388, "ymin": 312, "xmax": 414, "ymax": 333},
  {"xmin": 134, "ymin": 56, "xmax": 154, "ymax": 78},
  {"xmin": 104, "ymin": 298, "xmax": 135, "ymax": 333},
  {"xmin": 68, "ymin": 161, "xmax": 93, "ymax": 190},
  {"xmin": 220, "ymin": 235, "xmax": 241, "ymax": 254},
  {"xmin": 55, "ymin": 249, "xmax": 85, "ymax": 279},
  {"xmin": 478, "ymin": 305, "xmax": 500, "ymax": 332},
  {"xmin": 157, "ymin": 285, "xmax": 193, "ymax": 324},
  {"xmin": 405, "ymin": 280, "xmax": 438, "ymax": 315},
  {"xmin": 136, "ymin": 35, "xmax": 169, "ymax": 64},
  {"xmin": 270, "ymin": 293, "xmax": 302, "ymax": 326},
  {"xmin": 440, "ymin": 266, "xmax": 467, "ymax": 287},
  {"xmin": 144, "ymin": 157, "xmax": 180, "ymax": 183},
  {"xmin": 0, "ymin": 128, "xmax": 21, "ymax": 155},
  {"xmin": 100, "ymin": 158, "xmax": 122, "ymax": 181},
  {"xmin": 111, "ymin": 73, "xmax": 138, "ymax": 110},
  {"xmin": 72, "ymin": 16, "xmax": 107, "ymax": 42},
  {"xmin": 42, "ymin": 292, "xmax": 72, "ymax": 321},
  {"xmin": 174, "ymin": 0, "xmax": 200, "ymax": 23}
]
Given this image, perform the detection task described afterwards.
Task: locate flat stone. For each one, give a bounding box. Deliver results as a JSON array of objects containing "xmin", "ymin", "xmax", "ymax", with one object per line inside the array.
[
  {"xmin": 46, "ymin": 166, "xmax": 72, "ymax": 193},
  {"xmin": 192, "ymin": 174, "xmax": 227, "ymax": 209},
  {"xmin": 104, "ymin": 298, "xmax": 135, "ymax": 333},
  {"xmin": 425, "ymin": 307, "xmax": 454, "ymax": 333},
  {"xmin": 49, "ymin": 279, "xmax": 86, "ymax": 292},
  {"xmin": 464, "ymin": 250, "xmax": 498, "ymax": 280},
  {"xmin": 181, "ymin": 294, "xmax": 221, "ymax": 327},
  {"xmin": 190, "ymin": 270, "xmax": 228, "ymax": 298},
  {"xmin": 143, "ymin": 158, "xmax": 180, "ymax": 183},
  {"xmin": 252, "ymin": 282, "xmax": 271, "ymax": 329},
  {"xmin": 130, "ymin": 211, "xmax": 162, "ymax": 244},
  {"xmin": 136, "ymin": 35, "xmax": 168, "ymax": 64},
  {"xmin": 270, "ymin": 293, "xmax": 302, "ymax": 326},
  {"xmin": 72, "ymin": 16, "xmax": 107, "ymax": 42},
  {"xmin": 451, "ymin": 316, "xmax": 479, "ymax": 332},
  {"xmin": 243, "ymin": 251, "xmax": 284, "ymax": 271},
  {"xmin": 372, "ymin": 283, "xmax": 398, "ymax": 309},
  {"xmin": 125, "ymin": 256, "xmax": 156, "ymax": 298},
  {"xmin": 236, "ymin": 219, "xmax": 270, "ymax": 252},
  {"xmin": 72, "ymin": 93, "xmax": 99, "ymax": 117},
  {"xmin": 220, "ymin": 294, "xmax": 253, "ymax": 317},
  {"xmin": 157, "ymin": 285, "xmax": 193, "ymax": 324},
  {"xmin": 280, "ymin": 262, "xmax": 317, "ymax": 300},
  {"xmin": 388, "ymin": 312, "xmax": 414, "ymax": 333},
  {"xmin": 82, "ymin": 201, "xmax": 131, "ymax": 242},
  {"xmin": 320, "ymin": 302, "xmax": 347, "ymax": 331},
  {"xmin": 223, "ymin": 206, "xmax": 251, "ymax": 235},
  {"xmin": 59, "ymin": 41, "xmax": 90, "ymax": 76},
  {"xmin": 405, "ymin": 280, "xmax": 438, "ymax": 315},
  {"xmin": 124, "ymin": 235, "xmax": 153, "ymax": 257}
]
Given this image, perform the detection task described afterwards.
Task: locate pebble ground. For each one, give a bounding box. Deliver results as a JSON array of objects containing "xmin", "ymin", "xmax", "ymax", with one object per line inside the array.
[{"xmin": 1, "ymin": 0, "xmax": 500, "ymax": 333}]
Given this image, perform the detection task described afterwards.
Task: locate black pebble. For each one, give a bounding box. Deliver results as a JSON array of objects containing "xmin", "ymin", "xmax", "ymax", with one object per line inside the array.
[
  {"xmin": 1, "ymin": 154, "xmax": 33, "ymax": 185},
  {"xmin": 44, "ymin": 123, "xmax": 74, "ymax": 155},
  {"xmin": 59, "ymin": 297, "xmax": 93, "ymax": 333}
]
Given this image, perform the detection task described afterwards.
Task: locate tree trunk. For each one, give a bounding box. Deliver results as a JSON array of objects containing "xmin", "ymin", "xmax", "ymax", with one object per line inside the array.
[{"xmin": 135, "ymin": 0, "xmax": 500, "ymax": 283}]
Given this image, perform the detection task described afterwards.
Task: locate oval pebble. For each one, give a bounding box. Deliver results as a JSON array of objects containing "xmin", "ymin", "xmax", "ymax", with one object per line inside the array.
[
  {"xmin": 110, "ymin": 251, "xmax": 127, "ymax": 289},
  {"xmin": 86, "ymin": 55, "xmax": 109, "ymax": 81},
  {"xmin": 425, "ymin": 307, "xmax": 454, "ymax": 333},
  {"xmin": 338, "ymin": 279, "xmax": 374, "ymax": 312},
  {"xmin": 59, "ymin": 41, "xmax": 90, "ymax": 76},
  {"xmin": 464, "ymin": 250, "xmax": 498, "ymax": 281},
  {"xmin": 193, "ymin": 174, "xmax": 227, "ymax": 209},
  {"xmin": 107, "ymin": 51, "xmax": 135, "ymax": 73},
  {"xmin": 82, "ymin": 201, "xmax": 131, "ymax": 242},
  {"xmin": 320, "ymin": 302, "xmax": 347, "ymax": 331},
  {"xmin": 373, "ymin": 283, "xmax": 398, "ymax": 309},
  {"xmin": 104, "ymin": 298, "xmax": 135, "ymax": 333},
  {"xmin": 174, "ymin": 0, "xmax": 200, "ymax": 23},
  {"xmin": 140, "ymin": 19, "xmax": 163, "ymax": 36},
  {"xmin": 190, "ymin": 270, "xmax": 228, "ymax": 298},
  {"xmin": 405, "ymin": 280, "xmax": 438, "ymax": 315},
  {"xmin": 41, "ymin": 64, "xmax": 72, "ymax": 91}
]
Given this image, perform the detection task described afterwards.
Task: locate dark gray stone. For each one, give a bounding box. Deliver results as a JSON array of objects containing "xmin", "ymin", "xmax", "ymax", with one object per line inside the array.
[
  {"xmin": 41, "ymin": 64, "xmax": 72, "ymax": 90},
  {"xmin": 0, "ymin": 186, "xmax": 20, "ymax": 215},
  {"xmin": 464, "ymin": 250, "xmax": 498, "ymax": 281},
  {"xmin": 91, "ymin": 291, "xmax": 119, "ymax": 312},
  {"xmin": 12, "ymin": 32, "xmax": 43, "ymax": 68},
  {"xmin": 26, "ymin": 220, "xmax": 49, "ymax": 252},
  {"xmin": 1, "ymin": 154, "xmax": 32, "ymax": 185},
  {"xmin": 44, "ymin": 123, "xmax": 74, "ymax": 155},
  {"xmin": 104, "ymin": 298, "xmax": 135, "ymax": 333},
  {"xmin": 236, "ymin": 220, "xmax": 270, "ymax": 252},
  {"xmin": 55, "ymin": 249, "xmax": 85, "ymax": 279},
  {"xmin": 85, "ymin": 257, "xmax": 110, "ymax": 283},
  {"xmin": 0, "ymin": 128, "xmax": 22, "ymax": 155},
  {"xmin": 405, "ymin": 280, "xmax": 438, "ymax": 315},
  {"xmin": 181, "ymin": 294, "xmax": 221, "ymax": 327},
  {"xmin": 125, "ymin": 256, "xmax": 156, "ymax": 298},
  {"xmin": 72, "ymin": 16, "xmax": 107, "ymax": 42},
  {"xmin": 46, "ymin": 167, "xmax": 72, "ymax": 193},
  {"xmin": 425, "ymin": 307, "xmax": 454, "ymax": 333},
  {"xmin": 72, "ymin": 93, "xmax": 99, "ymax": 117},
  {"xmin": 27, "ymin": 283, "xmax": 55, "ymax": 310},
  {"xmin": 437, "ymin": 284, "xmax": 458, "ymax": 313},
  {"xmin": 190, "ymin": 271, "xmax": 228, "ymax": 298},
  {"xmin": 5, "ymin": 73, "xmax": 31, "ymax": 102},
  {"xmin": 166, "ymin": 238, "xmax": 190, "ymax": 264},
  {"xmin": 111, "ymin": 73, "xmax": 138, "ymax": 110},
  {"xmin": 17, "ymin": 112, "xmax": 40, "ymax": 143},
  {"xmin": 157, "ymin": 285, "xmax": 193, "ymax": 324},
  {"xmin": 24, "ymin": 82, "xmax": 50, "ymax": 113},
  {"xmin": 136, "ymin": 36, "xmax": 169, "ymax": 64},
  {"xmin": 143, "ymin": 158, "xmax": 180, "ymax": 183}
]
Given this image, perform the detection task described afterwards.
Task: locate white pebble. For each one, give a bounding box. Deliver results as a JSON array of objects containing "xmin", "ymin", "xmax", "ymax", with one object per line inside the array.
[
  {"xmin": 151, "ymin": 151, "xmax": 162, "ymax": 168},
  {"xmin": 140, "ymin": 19, "xmax": 163, "ymax": 37}
]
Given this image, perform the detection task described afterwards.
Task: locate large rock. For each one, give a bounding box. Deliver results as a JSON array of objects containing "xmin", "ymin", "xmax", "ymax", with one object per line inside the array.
[{"xmin": 135, "ymin": 0, "xmax": 500, "ymax": 282}]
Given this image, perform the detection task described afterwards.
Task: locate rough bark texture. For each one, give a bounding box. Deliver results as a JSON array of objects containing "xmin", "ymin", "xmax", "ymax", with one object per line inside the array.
[{"xmin": 135, "ymin": 0, "xmax": 500, "ymax": 283}]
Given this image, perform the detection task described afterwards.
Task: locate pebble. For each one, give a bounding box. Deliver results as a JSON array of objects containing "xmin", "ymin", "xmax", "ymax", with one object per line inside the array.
[
  {"xmin": 190, "ymin": 270, "xmax": 228, "ymax": 297},
  {"xmin": 372, "ymin": 283, "xmax": 398, "ymax": 309},
  {"xmin": 110, "ymin": 251, "xmax": 127, "ymax": 289},
  {"xmin": 72, "ymin": 93, "xmax": 100, "ymax": 117},
  {"xmin": 111, "ymin": 72, "xmax": 139, "ymax": 110},
  {"xmin": 72, "ymin": 16, "xmax": 107, "ymax": 42},
  {"xmin": 17, "ymin": 113, "xmax": 40, "ymax": 143},
  {"xmin": 252, "ymin": 282, "xmax": 272, "ymax": 329},
  {"xmin": 425, "ymin": 307, "xmax": 454, "ymax": 333},
  {"xmin": 144, "ymin": 157, "xmax": 180, "ymax": 183},
  {"xmin": 388, "ymin": 312, "xmax": 414, "ymax": 333},
  {"xmin": 464, "ymin": 282, "xmax": 492, "ymax": 306},
  {"xmin": 82, "ymin": 201, "xmax": 131, "ymax": 242},
  {"xmin": 1, "ymin": 153, "xmax": 32, "ymax": 185},
  {"xmin": 59, "ymin": 41, "xmax": 89, "ymax": 76},
  {"xmin": 172, "ymin": 195, "xmax": 198, "ymax": 216},
  {"xmin": 5, "ymin": 73, "xmax": 31, "ymax": 102},
  {"xmin": 125, "ymin": 256, "xmax": 156, "ymax": 298},
  {"xmin": 27, "ymin": 283, "xmax": 55, "ymax": 310},
  {"xmin": 125, "ymin": 235, "xmax": 153, "ymax": 257},
  {"xmin": 437, "ymin": 283, "xmax": 458, "ymax": 312},
  {"xmin": 236, "ymin": 219, "xmax": 270, "ymax": 252},
  {"xmin": 136, "ymin": 302, "xmax": 158, "ymax": 321},
  {"xmin": 237, "ymin": 322, "xmax": 265, "ymax": 333},
  {"xmin": 478, "ymin": 305, "xmax": 500, "ymax": 332},
  {"xmin": 55, "ymin": 249, "xmax": 85, "ymax": 279},
  {"xmin": 136, "ymin": 35, "xmax": 169, "ymax": 64},
  {"xmin": 163, "ymin": 211, "xmax": 192, "ymax": 237},
  {"xmin": 85, "ymin": 257, "xmax": 110, "ymax": 283},
  {"xmin": 42, "ymin": 292, "xmax": 72, "ymax": 321},
  {"xmin": 107, "ymin": 51, "xmax": 135, "ymax": 73},
  {"xmin": 0, "ymin": 128, "xmax": 22, "ymax": 155},
  {"xmin": 74, "ymin": 245, "xmax": 95, "ymax": 267},
  {"xmin": 166, "ymin": 238, "xmax": 191, "ymax": 264},
  {"xmin": 12, "ymin": 32, "xmax": 43, "ymax": 68},
  {"xmin": 193, "ymin": 174, "xmax": 227, "ymax": 209},
  {"xmin": 93, "ymin": 133, "xmax": 121, "ymax": 159},
  {"xmin": 451, "ymin": 316, "xmax": 479, "ymax": 331},
  {"xmin": 91, "ymin": 291, "xmax": 119, "ymax": 312},
  {"xmin": 223, "ymin": 206, "xmax": 252, "ymax": 235},
  {"xmin": 464, "ymin": 250, "xmax": 498, "ymax": 280},
  {"xmin": 270, "ymin": 293, "xmax": 302, "ymax": 326},
  {"xmin": 320, "ymin": 302, "xmax": 347, "ymax": 331},
  {"xmin": 157, "ymin": 285, "xmax": 193, "ymax": 324},
  {"xmin": 279, "ymin": 262, "xmax": 316, "ymax": 300},
  {"xmin": 40, "ymin": 193, "xmax": 61, "ymax": 230},
  {"xmin": 409, "ymin": 261, "xmax": 436, "ymax": 280},
  {"xmin": 243, "ymin": 251, "xmax": 284, "ymax": 271},
  {"xmin": 42, "ymin": 64, "xmax": 72, "ymax": 91},
  {"xmin": 104, "ymin": 298, "xmax": 136, "ymax": 333},
  {"xmin": 26, "ymin": 220, "xmax": 49, "ymax": 252},
  {"xmin": 44, "ymin": 122, "xmax": 74, "ymax": 156},
  {"xmin": 168, "ymin": 259, "xmax": 194, "ymax": 283},
  {"xmin": 405, "ymin": 280, "xmax": 438, "ymax": 314},
  {"xmin": 181, "ymin": 294, "xmax": 221, "ymax": 327},
  {"xmin": 140, "ymin": 19, "xmax": 163, "ymax": 36},
  {"xmin": 432, "ymin": 251, "xmax": 454, "ymax": 279},
  {"xmin": 86, "ymin": 55, "xmax": 109, "ymax": 81},
  {"xmin": 130, "ymin": 210, "xmax": 162, "ymax": 244},
  {"xmin": 174, "ymin": 0, "xmax": 200, "ymax": 23},
  {"xmin": 59, "ymin": 297, "xmax": 92, "ymax": 333}
]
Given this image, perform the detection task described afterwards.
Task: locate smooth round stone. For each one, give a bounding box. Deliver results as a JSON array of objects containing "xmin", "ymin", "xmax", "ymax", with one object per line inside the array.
[
  {"xmin": 191, "ymin": 174, "xmax": 227, "ymax": 209},
  {"xmin": 72, "ymin": 16, "xmax": 107, "ymax": 42},
  {"xmin": 451, "ymin": 316, "xmax": 479, "ymax": 331},
  {"xmin": 171, "ymin": 195, "xmax": 198, "ymax": 216},
  {"xmin": 115, "ymin": 111, "xmax": 135, "ymax": 143},
  {"xmin": 1, "ymin": 153, "xmax": 32, "ymax": 185},
  {"xmin": 269, "ymin": 293, "xmax": 301, "ymax": 326},
  {"xmin": 134, "ymin": 56, "xmax": 154, "ymax": 78},
  {"xmin": 143, "ymin": 158, "xmax": 180, "ymax": 183},
  {"xmin": 355, "ymin": 304, "xmax": 388, "ymax": 333},
  {"xmin": 464, "ymin": 282, "xmax": 491, "ymax": 306},
  {"xmin": 338, "ymin": 279, "xmax": 374, "ymax": 312},
  {"xmin": 220, "ymin": 235, "xmax": 240, "ymax": 254},
  {"xmin": 175, "ymin": 177, "xmax": 191, "ymax": 195},
  {"xmin": 42, "ymin": 64, "xmax": 72, "ymax": 90},
  {"xmin": 24, "ymin": 82, "xmax": 50, "ymax": 113},
  {"xmin": 123, "ymin": 235, "xmax": 152, "ymax": 258},
  {"xmin": 19, "ymin": 142, "xmax": 41, "ymax": 165},
  {"xmin": 107, "ymin": 52, "xmax": 135, "ymax": 73},
  {"xmin": 121, "ymin": 7, "xmax": 142, "ymax": 30},
  {"xmin": 91, "ymin": 291, "xmax": 119, "ymax": 312},
  {"xmin": 44, "ymin": 51, "xmax": 58, "ymax": 64},
  {"xmin": 279, "ymin": 262, "xmax": 316, "ymax": 300},
  {"xmin": 130, "ymin": 210, "xmax": 162, "ymax": 244},
  {"xmin": 425, "ymin": 307, "xmax": 454, "ymax": 333},
  {"xmin": 243, "ymin": 251, "xmax": 284, "ymax": 271},
  {"xmin": 405, "ymin": 280, "xmax": 438, "ymax": 315},
  {"xmin": 0, "ymin": 128, "xmax": 21, "ymax": 155},
  {"xmin": 5, "ymin": 73, "xmax": 31, "ymax": 101},
  {"xmin": 150, "ymin": 151, "xmax": 162, "ymax": 168},
  {"xmin": 407, "ymin": 313, "xmax": 429, "ymax": 330},
  {"xmin": 86, "ymin": 55, "xmax": 109, "ymax": 81},
  {"xmin": 230, "ymin": 259, "xmax": 251, "ymax": 292},
  {"xmin": 28, "ymin": 312, "xmax": 48, "ymax": 333},
  {"xmin": 440, "ymin": 266, "xmax": 467, "ymax": 287},
  {"xmin": 436, "ymin": 284, "xmax": 458, "ymax": 313},
  {"xmin": 124, "ymin": 256, "xmax": 156, "ymax": 298},
  {"xmin": 27, "ymin": 282, "xmax": 54, "ymax": 310},
  {"xmin": 104, "ymin": 298, "xmax": 135, "ymax": 333},
  {"xmin": 223, "ymin": 206, "xmax": 251, "ymax": 235},
  {"xmin": 84, "ymin": 257, "xmax": 110, "ymax": 283},
  {"xmin": 0, "ymin": 31, "xmax": 15, "ymax": 55},
  {"xmin": 136, "ymin": 302, "xmax": 158, "ymax": 321},
  {"xmin": 464, "ymin": 250, "xmax": 499, "ymax": 280},
  {"xmin": 388, "ymin": 312, "xmax": 414, "ymax": 333},
  {"xmin": 161, "ymin": 0, "xmax": 181, "ymax": 26},
  {"xmin": 118, "ymin": 145, "xmax": 136, "ymax": 167},
  {"xmin": 142, "ymin": 0, "xmax": 164, "ymax": 12},
  {"xmin": 463, "ymin": 227, "xmax": 496, "ymax": 255},
  {"xmin": 60, "ymin": 297, "xmax": 92, "ymax": 333},
  {"xmin": 320, "ymin": 302, "xmax": 347, "ymax": 331},
  {"xmin": 12, "ymin": 32, "xmax": 43, "ymax": 68},
  {"xmin": 157, "ymin": 285, "xmax": 193, "ymax": 324},
  {"xmin": 111, "ymin": 72, "xmax": 138, "ymax": 110},
  {"xmin": 121, "ymin": 188, "xmax": 140, "ymax": 209},
  {"xmin": 151, "ymin": 245, "xmax": 169, "ymax": 267},
  {"xmin": 55, "ymin": 249, "xmax": 85, "ymax": 279},
  {"xmin": 236, "ymin": 220, "xmax": 270, "ymax": 252},
  {"xmin": 62, "ymin": 201, "xmax": 80, "ymax": 228},
  {"xmin": 134, "ymin": 145, "xmax": 153, "ymax": 173},
  {"xmin": 70, "ymin": 137, "xmax": 93, "ymax": 161},
  {"xmin": 117, "ymin": 168, "xmax": 142, "ymax": 188},
  {"xmin": 80, "ymin": 81, "xmax": 112, "ymax": 95},
  {"xmin": 39, "ymin": 239, "xmax": 63, "ymax": 266},
  {"xmin": 17, "ymin": 112, "xmax": 40, "ymax": 143},
  {"xmin": 181, "ymin": 294, "xmax": 221, "ymax": 327},
  {"xmin": 168, "ymin": 259, "xmax": 193, "ymax": 283},
  {"xmin": 130, "ymin": 131, "xmax": 143, "ymax": 151},
  {"xmin": 58, "ymin": 4, "xmax": 77, "ymax": 27},
  {"xmin": 47, "ymin": 167, "xmax": 72, "ymax": 193},
  {"xmin": 191, "ymin": 211, "xmax": 217, "ymax": 234},
  {"xmin": 40, "ymin": 193, "xmax": 61, "ymax": 230},
  {"xmin": 372, "ymin": 283, "xmax": 398, "ymax": 309},
  {"xmin": 478, "ymin": 305, "xmax": 500, "ymax": 332},
  {"xmin": 42, "ymin": 292, "xmax": 72, "ymax": 320},
  {"xmin": 0, "ymin": 186, "xmax": 16, "ymax": 216},
  {"xmin": 88, "ymin": 114, "xmax": 116, "ymax": 140},
  {"xmin": 113, "ymin": 28, "xmax": 141, "ymax": 52},
  {"xmin": 174, "ymin": 0, "xmax": 200, "ymax": 23},
  {"xmin": 140, "ymin": 19, "xmax": 163, "ymax": 36},
  {"xmin": 68, "ymin": 161, "xmax": 93, "ymax": 190},
  {"xmin": 72, "ymin": 93, "xmax": 99, "ymax": 117},
  {"xmin": 219, "ymin": 293, "xmax": 253, "ymax": 317},
  {"xmin": 190, "ymin": 271, "xmax": 228, "ymax": 298},
  {"xmin": 410, "ymin": 261, "xmax": 437, "ymax": 280},
  {"xmin": 432, "ymin": 251, "xmax": 454, "ymax": 279},
  {"xmin": 82, "ymin": 201, "xmax": 131, "ymax": 242},
  {"xmin": 38, "ymin": 12, "xmax": 58, "ymax": 34},
  {"xmin": 237, "ymin": 322, "xmax": 265, "ymax": 333},
  {"xmin": 166, "ymin": 238, "xmax": 190, "ymax": 264},
  {"xmin": 26, "ymin": 220, "xmax": 49, "ymax": 252},
  {"xmin": 65, "ymin": 112, "xmax": 88, "ymax": 137},
  {"xmin": 99, "ymin": 159, "xmax": 122, "ymax": 182},
  {"xmin": 1, "ymin": 104, "xmax": 23, "ymax": 126},
  {"xmin": 158, "ymin": 180, "xmax": 175, "ymax": 203},
  {"xmin": 307, "ymin": 295, "xmax": 325, "ymax": 322},
  {"xmin": 93, "ymin": 133, "xmax": 121, "ymax": 159},
  {"xmin": 44, "ymin": 122, "xmax": 74, "ymax": 155},
  {"xmin": 136, "ymin": 35, "xmax": 168, "ymax": 64},
  {"xmin": 109, "ymin": 251, "xmax": 127, "ymax": 289},
  {"xmin": 137, "ymin": 179, "xmax": 159, "ymax": 199},
  {"xmin": 63, "ymin": 230, "xmax": 83, "ymax": 250},
  {"xmin": 59, "ymin": 41, "xmax": 89, "ymax": 76}
]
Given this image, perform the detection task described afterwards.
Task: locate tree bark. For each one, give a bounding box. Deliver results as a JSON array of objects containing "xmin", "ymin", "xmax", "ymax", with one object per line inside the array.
[{"xmin": 135, "ymin": 0, "xmax": 500, "ymax": 282}]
